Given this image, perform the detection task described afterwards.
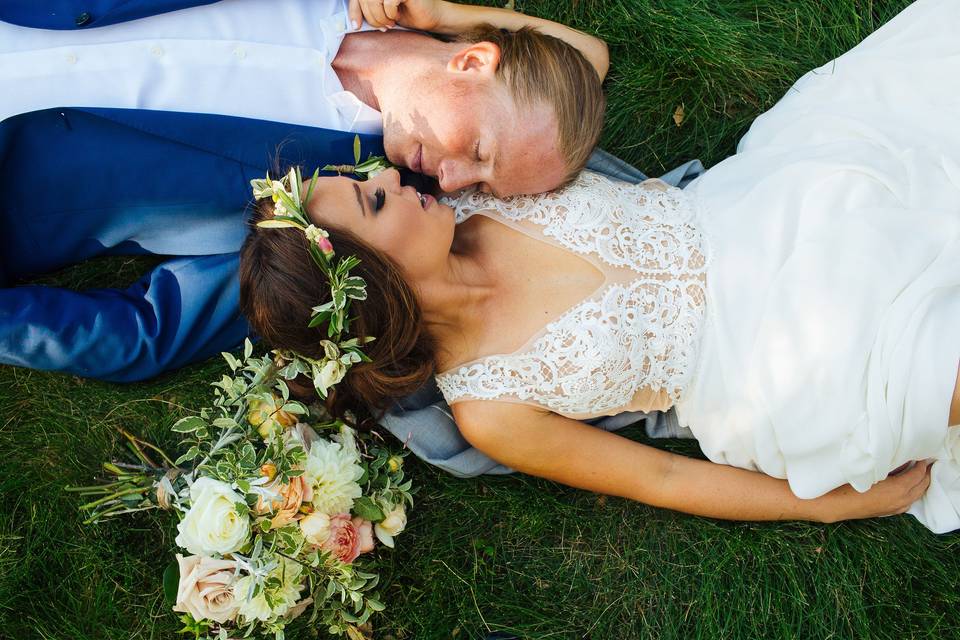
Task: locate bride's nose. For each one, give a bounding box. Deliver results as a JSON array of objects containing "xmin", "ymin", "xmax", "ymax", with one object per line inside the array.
[{"xmin": 377, "ymin": 167, "xmax": 402, "ymax": 192}]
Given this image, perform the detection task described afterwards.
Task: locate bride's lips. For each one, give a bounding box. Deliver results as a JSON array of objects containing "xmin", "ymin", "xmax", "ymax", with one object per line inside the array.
[{"xmin": 413, "ymin": 188, "xmax": 435, "ymax": 210}]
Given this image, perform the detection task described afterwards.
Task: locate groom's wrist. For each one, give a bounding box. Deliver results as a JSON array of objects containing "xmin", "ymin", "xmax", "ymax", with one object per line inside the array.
[{"xmin": 434, "ymin": 1, "xmax": 518, "ymax": 36}]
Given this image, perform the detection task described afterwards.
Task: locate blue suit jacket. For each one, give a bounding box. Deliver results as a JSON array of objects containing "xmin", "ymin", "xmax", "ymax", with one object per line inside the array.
[
  {"xmin": 0, "ymin": 0, "xmax": 220, "ymax": 29},
  {"xmin": 0, "ymin": 107, "xmax": 383, "ymax": 381}
]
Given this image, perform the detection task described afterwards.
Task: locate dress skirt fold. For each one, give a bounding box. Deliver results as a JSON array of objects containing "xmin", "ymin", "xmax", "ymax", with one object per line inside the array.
[{"xmin": 675, "ymin": 0, "xmax": 960, "ymax": 532}]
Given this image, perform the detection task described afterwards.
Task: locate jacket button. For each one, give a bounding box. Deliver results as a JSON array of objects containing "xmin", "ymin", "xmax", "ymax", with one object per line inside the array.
[{"xmin": 75, "ymin": 12, "xmax": 92, "ymax": 27}]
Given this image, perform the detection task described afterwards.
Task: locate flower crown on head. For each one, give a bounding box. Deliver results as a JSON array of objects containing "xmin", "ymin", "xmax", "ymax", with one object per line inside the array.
[{"xmin": 250, "ymin": 137, "xmax": 393, "ymax": 400}]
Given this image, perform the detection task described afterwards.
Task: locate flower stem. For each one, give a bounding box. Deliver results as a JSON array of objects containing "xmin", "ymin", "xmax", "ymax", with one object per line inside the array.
[{"xmin": 79, "ymin": 485, "xmax": 152, "ymax": 510}]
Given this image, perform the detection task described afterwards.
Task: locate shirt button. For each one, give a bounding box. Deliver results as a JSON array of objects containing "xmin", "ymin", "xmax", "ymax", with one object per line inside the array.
[
  {"xmin": 75, "ymin": 12, "xmax": 92, "ymax": 27},
  {"xmin": 151, "ymin": 46, "xmax": 164, "ymax": 57}
]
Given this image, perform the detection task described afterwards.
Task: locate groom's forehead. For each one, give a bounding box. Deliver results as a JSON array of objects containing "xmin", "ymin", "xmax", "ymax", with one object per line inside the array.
[{"xmin": 488, "ymin": 107, "xmax": 566, "ymax": 196}]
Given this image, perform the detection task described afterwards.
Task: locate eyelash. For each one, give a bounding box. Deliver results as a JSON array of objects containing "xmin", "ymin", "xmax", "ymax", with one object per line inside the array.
[
  {"xmin": 374, "ymin": 187, "xmax": 385, "ymax": 212},
  {"xmin": 474, "ymin": 140, "xmax": 482, "ymax": 162}
]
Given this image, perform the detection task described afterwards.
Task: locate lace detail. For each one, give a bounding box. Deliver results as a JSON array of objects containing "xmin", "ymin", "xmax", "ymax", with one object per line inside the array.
[{"xmin": 436, "ymin": 171, "xmax": 708, "ymax": 417}]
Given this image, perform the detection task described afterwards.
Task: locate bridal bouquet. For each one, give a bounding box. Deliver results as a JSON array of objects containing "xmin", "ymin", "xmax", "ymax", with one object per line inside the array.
[{"xmin": 68, "ymin": 341, "xmax": 414, "ymax": 640}]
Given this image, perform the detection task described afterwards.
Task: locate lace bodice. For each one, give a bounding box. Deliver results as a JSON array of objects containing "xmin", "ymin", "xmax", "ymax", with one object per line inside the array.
[{"xmin": 435, "ymin": 170, "xmax": 708, "ymax": 419}]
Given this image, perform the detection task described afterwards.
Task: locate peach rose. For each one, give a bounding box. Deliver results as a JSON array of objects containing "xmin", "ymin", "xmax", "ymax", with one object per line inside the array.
[
  {"xmin": 173, "ymin": 554, "xmax": 239, "ymax": 624},
  {"xmin": 352, "ymin": 516, "xmax": 375, "ymax": 554},
  {"xmin": 321, "ymin": 514, "xmax": 362, "ymax": 564},
  {"xmin": 256, "ymin": 474, "xmax": 313, "ymax": 529}
]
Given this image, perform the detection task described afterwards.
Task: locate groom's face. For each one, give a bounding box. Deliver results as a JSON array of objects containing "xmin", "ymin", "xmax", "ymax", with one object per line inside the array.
[{"xmin": 380, "ymin": 74, "xmax": 568, "ymax": 197}]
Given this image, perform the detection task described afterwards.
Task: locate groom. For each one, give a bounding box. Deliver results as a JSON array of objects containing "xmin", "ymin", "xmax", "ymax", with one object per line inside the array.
[{"xmin": 0, "ymin": 0, "xmax": 605, "ymax": 382}]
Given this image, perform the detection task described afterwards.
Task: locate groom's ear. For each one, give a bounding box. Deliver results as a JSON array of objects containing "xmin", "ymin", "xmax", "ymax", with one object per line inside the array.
[{"xmin": 447, "ymin": 42, "xmax": 501, "ymax": 77}]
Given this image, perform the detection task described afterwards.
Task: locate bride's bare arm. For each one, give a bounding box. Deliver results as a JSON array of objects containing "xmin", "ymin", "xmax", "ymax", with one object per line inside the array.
[
  {"xmin": 349, "ymin": 0, "xmax": 609, "ymax": 80},
  {"xmin": 452, "ymin": 401, "xmax": 932, "ymax": 524}
]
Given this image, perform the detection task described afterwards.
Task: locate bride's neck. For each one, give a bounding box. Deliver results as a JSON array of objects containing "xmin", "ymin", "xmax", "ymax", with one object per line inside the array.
[{"xmin": 415, "ymin": 229, "xmax": 500, "ymax": 353}]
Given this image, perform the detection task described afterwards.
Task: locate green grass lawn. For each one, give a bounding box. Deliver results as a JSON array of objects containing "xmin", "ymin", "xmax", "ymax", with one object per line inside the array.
[{"xmin": 3, "ymin": 1, "xmax": 958, "ymax": 639}]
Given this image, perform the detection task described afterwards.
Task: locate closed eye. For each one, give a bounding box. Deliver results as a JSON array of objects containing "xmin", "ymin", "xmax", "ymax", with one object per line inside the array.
[
  {"xmin": 474, "ymin": 140, "xmax": 482, "ymax": 162},
  {"xmin": 374, "ymin": 187, "xmax": 385, "ymax": 212}
]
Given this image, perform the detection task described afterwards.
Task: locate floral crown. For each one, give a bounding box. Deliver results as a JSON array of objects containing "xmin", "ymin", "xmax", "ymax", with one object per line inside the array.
[{"xmin": 250, "ymin": 137, "xmax": 392, "ymax": 400}]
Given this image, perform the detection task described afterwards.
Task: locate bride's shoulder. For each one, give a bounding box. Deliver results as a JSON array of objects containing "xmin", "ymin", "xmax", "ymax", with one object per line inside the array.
[{"xmin": 450, "ymin": 399, "xmax": 546, "ymax": 449}]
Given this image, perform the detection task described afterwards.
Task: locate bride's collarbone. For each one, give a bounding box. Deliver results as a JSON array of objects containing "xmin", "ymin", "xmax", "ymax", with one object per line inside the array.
[{"xmin": 445, "ymin": 215, "xmax": 607, "ymax": 368}]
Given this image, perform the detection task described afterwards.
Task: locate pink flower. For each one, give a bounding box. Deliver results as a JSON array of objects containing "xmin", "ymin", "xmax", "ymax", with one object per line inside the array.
[
  {"xmin": 173, "ymin": 554, "xmax": 239, "ymax": 624},
  {"xmin": 352, "ymin": 516, "xmax": 375, "ymax": 554},
  {"xmin": 317, "ymin": 236, "xmax": 334, "ymax": 257},
  {"xmin": 321, "ymin": 513, "xmax": 361, "ymax": 564}
]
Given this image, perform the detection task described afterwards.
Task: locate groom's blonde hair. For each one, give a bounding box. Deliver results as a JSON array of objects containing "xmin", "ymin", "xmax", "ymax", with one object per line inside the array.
[{"xmin": 458, "ymin": 25, "xmax": 606, "ymax": 183}]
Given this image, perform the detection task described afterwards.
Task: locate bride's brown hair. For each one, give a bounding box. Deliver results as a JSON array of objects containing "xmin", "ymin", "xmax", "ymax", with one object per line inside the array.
[{"xmin": 239, "ymin": 196, "xmax": 436, "ymax": 418}]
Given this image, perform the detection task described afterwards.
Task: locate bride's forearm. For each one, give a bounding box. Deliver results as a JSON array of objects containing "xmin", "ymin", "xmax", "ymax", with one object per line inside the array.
[
  {"xmin": 647, "ymin": 454, "xmax": 830, "ymax": 523},
  {"xmin": 648, "ymin": 453, "xmax": 930, "ymax": 525},
  {"xmin": 435, "ymin": 1, "xmax": 609, "ymax": 80},
  {"xmin": 453, "ymin": 401, "xmax": 927, "ymax": 526}
]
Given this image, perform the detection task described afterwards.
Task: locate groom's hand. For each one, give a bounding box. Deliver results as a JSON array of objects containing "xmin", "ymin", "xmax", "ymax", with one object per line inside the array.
[{"xmin": 349, "ymin": 0, "xmax": 448, "ymax": 32}]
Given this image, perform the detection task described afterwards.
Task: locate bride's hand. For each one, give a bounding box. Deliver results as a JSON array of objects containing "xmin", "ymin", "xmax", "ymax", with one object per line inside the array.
[
  {"xmin": 818, "ymin": 459, "xmax": 933, "ymax": 523},
  {"xmin": 348, "ymin": 0, "xmax": 447, "ymax": 32}
]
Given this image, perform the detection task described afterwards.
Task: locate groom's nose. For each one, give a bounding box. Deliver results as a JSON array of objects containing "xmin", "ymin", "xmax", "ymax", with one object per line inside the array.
[{"xmin": 436, "ymin": 159, "xmax": 477, "ymax": 193}]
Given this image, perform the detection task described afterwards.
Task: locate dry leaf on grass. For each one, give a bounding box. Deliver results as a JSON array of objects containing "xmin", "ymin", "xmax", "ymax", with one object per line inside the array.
[{"xmin": 673, "ymin": 104, "xmax": 685, "ymax": 127}]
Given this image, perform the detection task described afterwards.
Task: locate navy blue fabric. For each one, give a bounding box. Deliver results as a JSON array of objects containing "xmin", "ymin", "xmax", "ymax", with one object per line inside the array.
[
  {"xmin": 0, "ymin": 107, "xmax": 383, "ymax": 381},
  {"xmin": 0, "ymin": 0, "xmax": 219, "ymax": 30}
]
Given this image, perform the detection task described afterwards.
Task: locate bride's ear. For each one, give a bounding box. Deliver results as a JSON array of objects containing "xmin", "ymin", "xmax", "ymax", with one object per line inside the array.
[{"xmin": 446, "ymin": 41, "xmax": 501, "ymax": 77}]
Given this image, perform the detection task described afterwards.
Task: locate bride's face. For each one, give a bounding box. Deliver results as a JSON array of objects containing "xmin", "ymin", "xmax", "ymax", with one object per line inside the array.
[{"xmin": 303, "ymin": 168, "xmax": 456, "ymax": 280}]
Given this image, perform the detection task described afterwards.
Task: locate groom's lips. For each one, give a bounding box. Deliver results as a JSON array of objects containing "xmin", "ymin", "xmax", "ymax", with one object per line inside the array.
[{"xmin": 411, "ymin": 144, "xmax": 423, "ymax": 174}]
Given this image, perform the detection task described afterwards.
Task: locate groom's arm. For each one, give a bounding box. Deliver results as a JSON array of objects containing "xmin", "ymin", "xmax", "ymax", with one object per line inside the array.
[
  {"xmin": 351, "ymin": 0, "xmax": 609, "ymax": 80},
  {"xmin": 433, "ymin": 1, "xmax": 609, "ymax": 80}
]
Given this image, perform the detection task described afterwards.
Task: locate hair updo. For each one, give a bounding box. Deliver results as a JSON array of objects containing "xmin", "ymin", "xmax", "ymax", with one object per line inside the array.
[{"xmin": 239, "ymin": 192, "xmax": 436, "ymax": 418}]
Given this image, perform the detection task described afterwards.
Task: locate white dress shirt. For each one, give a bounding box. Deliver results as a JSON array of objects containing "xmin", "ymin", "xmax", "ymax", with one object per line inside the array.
[{"xmin": 0, "ymin": 0, "xmax": 383, "ymax": 132}]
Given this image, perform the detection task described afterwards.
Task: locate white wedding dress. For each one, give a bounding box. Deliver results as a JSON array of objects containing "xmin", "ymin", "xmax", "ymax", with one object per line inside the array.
[{"xmin": 438, "ymin": 0, "xmax": 960, "ymax": 533}]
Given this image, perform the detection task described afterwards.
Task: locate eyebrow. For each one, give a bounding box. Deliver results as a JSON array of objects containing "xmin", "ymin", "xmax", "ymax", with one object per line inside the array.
[{"xmin": 353, "ymin": 183, "xmax": 367, "ymax": 217}]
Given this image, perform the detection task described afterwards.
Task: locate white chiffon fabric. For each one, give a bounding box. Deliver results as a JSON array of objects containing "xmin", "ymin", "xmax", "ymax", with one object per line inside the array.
[{"xmin": 675, "ymin": 0, "xmax": 960, "ymax": 532}]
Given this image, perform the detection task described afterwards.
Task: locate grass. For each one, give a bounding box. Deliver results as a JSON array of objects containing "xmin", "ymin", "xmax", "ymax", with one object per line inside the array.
[{"xmin": 2, "ymin": 1, "xmax": 957, "ymax": 639}]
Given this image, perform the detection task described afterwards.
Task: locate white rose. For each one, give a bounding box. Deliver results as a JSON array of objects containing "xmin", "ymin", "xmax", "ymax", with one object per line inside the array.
[
  {"xmin": 374, "ymin": 505, "xmax": 407, "ymax": 548},
  {"xmin": 318, "ymin": 359, "xmax": 346, "ymax": 390},
  {"xmin": 175, "ymin": 477, "xmax": 251, "ymax": 556},
  {"xmin": 299, "ymin": 511, "xmax": 332, "ymax": 546},
  {"xmin": 172, "ymin": 554, "xmax": 239, "ymax": 624}
]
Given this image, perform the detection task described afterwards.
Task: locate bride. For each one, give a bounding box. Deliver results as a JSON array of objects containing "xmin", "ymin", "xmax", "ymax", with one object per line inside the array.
[{"xmin": 240, "ymin": 0, "xmax": 960, "ymax": 533}]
